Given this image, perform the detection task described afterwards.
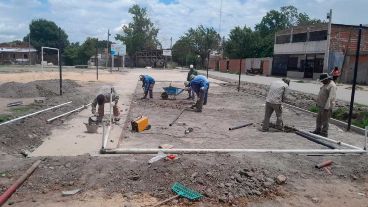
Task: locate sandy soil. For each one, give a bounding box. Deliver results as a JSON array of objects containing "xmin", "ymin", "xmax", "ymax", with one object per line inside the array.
[{"xmin": 0, "ymin": 68, "xmax": 368, "ymax": 207}]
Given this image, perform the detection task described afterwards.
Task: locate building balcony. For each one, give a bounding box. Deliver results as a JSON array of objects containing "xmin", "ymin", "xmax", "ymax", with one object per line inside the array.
[{"xmin": 274, "ymin": 40, "xmax": 328, "ymax": 55}]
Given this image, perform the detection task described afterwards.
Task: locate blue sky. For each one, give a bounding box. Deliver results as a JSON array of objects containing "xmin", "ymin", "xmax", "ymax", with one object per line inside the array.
[{"xmin": 0, "ymin": 0, "xmax": 367, "ymax": 48}]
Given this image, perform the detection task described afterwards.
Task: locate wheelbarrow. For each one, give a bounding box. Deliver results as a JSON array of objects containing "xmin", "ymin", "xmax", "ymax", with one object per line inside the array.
[{"xmin": 161, "ymin": 86, "xmax": 185, "ymax": 100}]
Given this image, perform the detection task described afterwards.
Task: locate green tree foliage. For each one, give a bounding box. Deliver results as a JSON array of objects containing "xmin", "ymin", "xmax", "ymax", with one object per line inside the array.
[
  {"xmin": 172, "ymin": 25, "xmax": 220, "ymax": 68},
  {"xmin": 23, "ymin": 19, "xmax": 69, "ymax": 52},
  {"xmin": 224, "ymin": 26, "xmax": 262, "ymax": 59},
  {"xmin": 64, "ymin": 42, "xmax": 80, "ymax": 65},
  {"xmin": 172, "ymin": 37, "xmax": 197, "ymax": 66},
  {"xmin": 115, "ymin": 4, "xmax": 160, "ymax": 65}
]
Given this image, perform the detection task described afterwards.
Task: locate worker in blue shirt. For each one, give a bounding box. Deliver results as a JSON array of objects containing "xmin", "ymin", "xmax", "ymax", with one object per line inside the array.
[
  {"xmin": 190, "ymin": 75, "xmax": 209, "ymax": 112},
  {"xmin": 139, "ymin": 75, "xmax": 155, "ymax": 99}
]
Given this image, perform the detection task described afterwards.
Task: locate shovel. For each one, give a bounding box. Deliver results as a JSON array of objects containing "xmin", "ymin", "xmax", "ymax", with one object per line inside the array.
[{"xmin": 152, "ymin": 182, "xmax": 203, "ymax": 207}]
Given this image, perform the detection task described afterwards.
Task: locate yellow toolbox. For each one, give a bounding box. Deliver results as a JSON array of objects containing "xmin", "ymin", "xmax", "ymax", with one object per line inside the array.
[{"xmin": 131, "ymin": 116, "xmax": 149, "ymax": 132}]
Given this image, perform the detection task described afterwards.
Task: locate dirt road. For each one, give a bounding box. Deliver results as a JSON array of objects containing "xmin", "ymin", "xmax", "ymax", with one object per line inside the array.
[{"xmin": 0, "ymin": 68, "xmax": 367, "ymax": 206}]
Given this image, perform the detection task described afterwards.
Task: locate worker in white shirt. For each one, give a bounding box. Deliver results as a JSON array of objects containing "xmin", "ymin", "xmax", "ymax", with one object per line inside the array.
[{"xmin": 261, "ymin": 78, "xmax": 290, "ymax": 132}]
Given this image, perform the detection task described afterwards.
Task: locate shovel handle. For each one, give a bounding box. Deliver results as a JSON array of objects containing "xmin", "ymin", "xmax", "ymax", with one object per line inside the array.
[{"xmin": 152, "ymin": 195, "xmax": 180, "ymax": 207}]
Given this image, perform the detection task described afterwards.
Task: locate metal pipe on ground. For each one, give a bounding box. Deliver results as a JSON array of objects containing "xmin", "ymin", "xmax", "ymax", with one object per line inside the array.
[
  {"xmin": 0, "ymin": 101, "xmax": 72, "ymax": 127},
  {"xmin": 47, "ymin": 103, "xmax": 92, "ymax": 123},
  {"xmin": 301, "ymin": 131, "xmax": 363, "ymax": 150},
  {"xmin": 0, "ymin": 160, "xmax": 41, "ymax": 206},
  {"xmin": 101, "ymin": 148, "xmax": 365, "ymax": 155},
  {"xmin": 295, "ymin": 131, "xmax": 336, "ymax": 149},
  {"xmin": 102, "ymin": 125, "xmax": 111, "ymax": 150},
  {"xmin": 169, "ymin": 108, "xmax": 187, "ymax": 126},
  {"xmin": 229, "ymin": 123, "xmax": 253, "ymax": 131}
]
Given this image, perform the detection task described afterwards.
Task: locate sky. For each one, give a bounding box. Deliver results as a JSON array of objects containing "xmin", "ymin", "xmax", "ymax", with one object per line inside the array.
[{"xmin": 0, "ymin": 0, "xmax": 367, "ymax": 48}]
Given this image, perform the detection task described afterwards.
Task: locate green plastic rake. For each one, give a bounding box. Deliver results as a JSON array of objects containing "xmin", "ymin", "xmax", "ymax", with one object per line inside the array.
[{"xmin": 152, "ymin": 182, "xmax": 203, "ymax": 207}]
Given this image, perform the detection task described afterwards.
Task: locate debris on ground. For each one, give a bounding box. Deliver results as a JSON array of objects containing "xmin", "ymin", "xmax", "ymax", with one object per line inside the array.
[
  {"xmin": 62, "ymin": 189, "xmax": 81, "ymax": 196},
  {"xmin": 276, "ymin": 175, "xmax": 287, "ymax": 185}
]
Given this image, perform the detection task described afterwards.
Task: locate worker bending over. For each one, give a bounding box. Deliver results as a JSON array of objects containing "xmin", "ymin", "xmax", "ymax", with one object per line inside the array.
[
  {"xmin": 91, "ymin": 88, "xmax": 119, "ymax": 122},
  {"xmin": 261, "ymin": 78, "xmax": 290, "ymax": 132},
  {"xmin": 311, "ymin": 73, "xmax": 337, "ymax": 137},
  {"xmin": 140, "ymin": 75, "xmax": 155, "ymax": 99},
  {"xmin": 190, "ymin": 75, "xmax": 209, "ymax": 112},
  {"xmin": 186, "ymin": 64, "xmax": 198, "ymax": 99}
]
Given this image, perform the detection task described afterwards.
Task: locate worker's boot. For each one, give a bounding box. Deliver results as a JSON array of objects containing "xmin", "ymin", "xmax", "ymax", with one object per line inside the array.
[
  {"xmin": 320, "ymin": 132, "xmax": 328, "ymax": 137},
  {"xmin": 142, "ymin": 92, "xmax": 148, "ymax": 99}
]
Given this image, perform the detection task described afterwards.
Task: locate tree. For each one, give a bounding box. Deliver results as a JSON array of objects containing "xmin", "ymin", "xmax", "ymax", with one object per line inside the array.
[
  {"xmin": 186, "ymin": 25, "xmax": 221, "ymax": 68},
  {"xmin": 64, "ymin": 42, "xmax": 80, "ymax": 66},
  {"xmin": 172, "ymin": 36, "xmax": 197, "ymax": 66},
  {"xmin": 23, "ymin": 19, "xmax": 69, "ymax": 52},
  {"xmin": 115, "ymin": 4, "xmax": 160, "ymax": 65},
  {"xmin": 224, "ymin": 26, "xmax": 262, "ymax": 59}
]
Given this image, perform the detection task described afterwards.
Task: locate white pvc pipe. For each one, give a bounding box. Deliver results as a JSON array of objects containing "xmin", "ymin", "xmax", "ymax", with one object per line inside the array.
[
  {"xmin": 101, "ymin": 148, "xmax": 365, "ymax": 154},
  {"xmin": 0, "ymin": 101, "xmax": 72, "ymax": 127},
  {"xmin": 47, "ymin": 103, "xmax": 92, "ymax": 123},
  {"xmin": 302, "ymin": 131, "xmax": 363, "ymax": 150},
  {"xmin": 102, "ymin": 125, "xmax": 111, "ymax": 149}
]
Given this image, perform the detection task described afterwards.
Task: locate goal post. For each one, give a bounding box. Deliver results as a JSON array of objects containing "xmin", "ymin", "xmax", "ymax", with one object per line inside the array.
[{"xmin": 41, "ymin": 46, "xmax": 59, "ymax": 70}]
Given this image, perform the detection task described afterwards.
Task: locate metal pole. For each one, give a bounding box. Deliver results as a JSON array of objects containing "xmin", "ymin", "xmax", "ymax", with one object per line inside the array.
[
  {"xmin": 238, "ymin": 58, "xmax": 242, "ymax": 92},
  {"xmin": 28, "ymin": 34, "xmax": 31, "ymax": 66},
  {"xmin": 106, "ymin": 29, "xmax": 110, "ymax": 69},
  {"xmin": 117, "ymin": 52, "xmax": 120, "ymax": 71},
  {"xmin": 0, "ymin": 101, "xmax": 72, "ymax": 127},
  {"xmin": 169, "ymin": 108, "xmax": 187, "ymax": 126},
  {"xmin": 324, "ymin": 9, "xmax": 332, "ymax": 72},
  {"xmin": 96, "ymin": 47, "xmax": 99, "ymax": 80},
  {"xmin": 101, "ymin": 148, "xmax": 365, "ymax": 155},
  {"xmin": 347, "ymin": 24, "xmax": 362, "ymax": 131},
  {"xmin": 206, "ymin": 50, "xmax": 210, "ymax": 78},
  {"xmin": 365, "ymin": 126, "xmax": 368, "ymax": 150},
  {"xmin": 41, "ymin": 47, "xmax": 43, "ymax": 70},
  {"xmin": 59, "ymin": 28, "xmax": 62, "ymax": 96}
]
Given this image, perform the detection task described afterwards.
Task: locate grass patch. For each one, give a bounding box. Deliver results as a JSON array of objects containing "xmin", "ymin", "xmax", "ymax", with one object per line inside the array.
[
  {"xmin": 295, "ymin": 80, "xmax": 305, "ymax": 83},
  {"xmin": 309, "ymin": 105, "xmax": 319, "ymax": 113},
  {"xmin": 0, "ymin": 114, "xmax": 12, "ymax": 123},
  {"xmin": 9, "ymin": 105, "xmax": 36, "ymax": 116}
]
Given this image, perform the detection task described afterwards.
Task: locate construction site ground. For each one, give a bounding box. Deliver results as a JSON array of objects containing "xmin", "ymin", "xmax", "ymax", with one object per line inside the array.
[{"xmin": 0, "ymin": 67, "xmax": 368, "ymax": 207}]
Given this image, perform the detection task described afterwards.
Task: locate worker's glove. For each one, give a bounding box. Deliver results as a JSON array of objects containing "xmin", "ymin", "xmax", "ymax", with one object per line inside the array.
[{"xmin": 200, "ymin": 87, "xmax": 207, "ymax": 92}]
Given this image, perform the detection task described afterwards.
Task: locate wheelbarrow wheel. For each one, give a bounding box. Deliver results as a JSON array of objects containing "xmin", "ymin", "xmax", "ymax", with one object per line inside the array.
[{"xmin": 161, "ymin": 92, "xmax": 169, "ymax": 100}]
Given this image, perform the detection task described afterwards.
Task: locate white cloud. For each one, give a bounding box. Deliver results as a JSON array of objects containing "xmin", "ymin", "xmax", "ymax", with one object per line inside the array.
[{"xmin": 0, "ymin": 0, "xmax": 367, "ymax": 47}]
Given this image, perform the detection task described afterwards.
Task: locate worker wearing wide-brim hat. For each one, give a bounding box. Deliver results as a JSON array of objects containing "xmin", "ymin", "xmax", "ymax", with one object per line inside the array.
[{"xmin": 311, "ymin": 73, "xmax": 337, "ymax": 137}]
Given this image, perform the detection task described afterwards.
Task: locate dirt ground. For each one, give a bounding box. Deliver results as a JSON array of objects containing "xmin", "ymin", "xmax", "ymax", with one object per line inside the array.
[{"xmin": 0, "ymin": 68, "xmax": 368, "ymax": 207}]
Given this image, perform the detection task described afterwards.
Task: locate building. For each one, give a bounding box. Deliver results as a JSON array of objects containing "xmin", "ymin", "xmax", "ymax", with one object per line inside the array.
[
  {"xmin": 0, "ymin": 42, "xmax": 37, "ymax": 65},
  {"xmin": 215, "ymin": 57, "xmax": 273, "ymax": 76},
  {"xmin": 273, "ymin": 23, "xmax": 368, "ymax": 84}
]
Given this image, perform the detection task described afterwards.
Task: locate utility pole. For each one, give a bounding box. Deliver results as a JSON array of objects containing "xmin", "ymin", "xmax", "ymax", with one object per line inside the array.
[
  {"xmin": 106, "ymin": 29, "xmax": 111, "ymax": 69},
  {"xmin": 58, "ymin": 28, "xmax": 63, "ymax": 96},
  {"xmin": 28, "ymin": 33, "xmax": 31, "ymax": 66},
  {"xmin": 238, "ymin": 59, "xmax": 242, "ymax": 92},
  {"xmin": 96, "ymin": 40, "xmax": 99, "ymax": 80},
  {"xmin": 324, "ymin": 9, "xmax": 332, "ymax": 72},
  {"xmin": 347, "ymin": 24, "xmax": 362, "ymax": 131}
]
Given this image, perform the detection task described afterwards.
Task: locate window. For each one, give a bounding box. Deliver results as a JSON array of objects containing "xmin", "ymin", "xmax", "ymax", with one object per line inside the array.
[
  {"xmin": 309, "ymin": 30, "xmax": 327, "ymax": 41},
  {"xmin": 276, "ymin": 35, "xmax": 290, "ymax": 44},
  {"xmin": 292, "ymin": 33, "xmax": 307, "ymax": 43},
  {"xmin": 24, "ymin": 54, "xmax": 28, "ymax": 59},
  {"xmin": 12, "ymin": 53, "xmax": 16, "ymax": 59}
]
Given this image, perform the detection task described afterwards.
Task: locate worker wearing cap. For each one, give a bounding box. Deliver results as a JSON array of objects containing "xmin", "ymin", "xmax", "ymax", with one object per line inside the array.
[
  {"xmin": 186, "ymin": 65, "xmax": 198, "ymax": 99},
  {"xmin": 91, "ymin": 88, "xmax": 119, "ymax": 122},
  {"xmin": 190, "ymin": 75, "xmax": 209, "ymax": 112},
  {"xmin": 185, "ymin": 74, "xmax": 196, "ymax": 100},
  {"xmin": 140, "ymin": 75, "xmax": 155, "ymax": 99},
  {"xmin": 312, "ymin": 73, "xmax": 337, "ymax": 137},
  {"xmin": 261, "ymin": 78, "xmax": 290, "ymax": 132}
]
